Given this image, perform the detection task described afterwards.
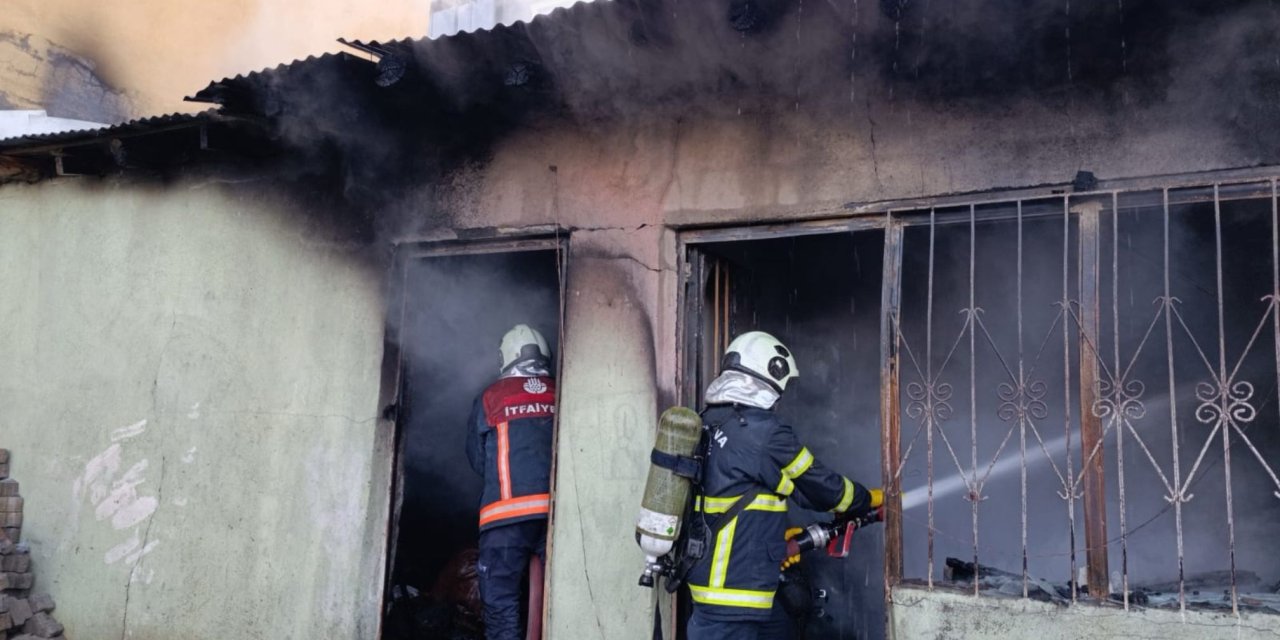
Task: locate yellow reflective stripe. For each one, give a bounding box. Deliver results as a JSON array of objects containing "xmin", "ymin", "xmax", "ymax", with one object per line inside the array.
[
  {"xmin": 709, "ymin": 516, "xmax": 737, "ymax": 587},
  {"xmin": 782, "ymin": 448, "xmax": 815, "ymax": 479},
  {"xmin": 834, "ymin": 477, "xmax": 855, "ymax": 512},
  {"xmin": 688, "ymin": 584, "xmax": 776, "ymax": 609},
  {"xmin": 698, "ymin": 495, "xmax": 738, "ymax": 512},
  {"xmin": 699, "ymin": 494, "xmax": 788, "ymax": 513},
  {"xmin": 774, "ymin": 474, "xmax": 795, "ymax": 496},
  {"xmin": 748, "ymin": 495, "xmax": 788, "ymax": 512}
]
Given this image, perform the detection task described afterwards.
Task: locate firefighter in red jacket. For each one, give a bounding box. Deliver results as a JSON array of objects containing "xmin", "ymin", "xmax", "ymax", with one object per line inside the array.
[{"xmin": 466, "ymin": 324, "xmax": 556, "ymax": 640}]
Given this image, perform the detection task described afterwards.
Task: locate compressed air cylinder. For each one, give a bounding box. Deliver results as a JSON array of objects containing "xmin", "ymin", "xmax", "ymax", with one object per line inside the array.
[{"xmin": 636, "ymin": 406, "xmax": 703, "ymax": 563}]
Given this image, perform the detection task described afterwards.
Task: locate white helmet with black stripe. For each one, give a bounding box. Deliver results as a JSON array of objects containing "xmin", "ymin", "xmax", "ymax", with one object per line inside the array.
[
  {"xmin": 500, "ymin": 324, "xmax": 551, "ymax": 372},
  {"xmin": 722, "ymin": 331, "xmax": 799, "ymax": 392}
]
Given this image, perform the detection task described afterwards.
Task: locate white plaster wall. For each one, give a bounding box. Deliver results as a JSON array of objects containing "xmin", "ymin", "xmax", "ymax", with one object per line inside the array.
[{"xmin": 0, "ymin": 179, "xmax": 389, "ymax": 639}]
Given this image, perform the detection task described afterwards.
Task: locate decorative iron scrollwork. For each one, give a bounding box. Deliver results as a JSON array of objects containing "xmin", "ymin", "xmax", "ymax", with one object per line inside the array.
[
  {"xmin": 996, "ymin": 379, "xmax": 1048, "ymax": 423},
  {"xmin": 1092, "ymin": 378, "xmax": 1146, "ymax": 421},
  {"xmin": 1195, "ymin": 380, "xmax": 1256, "ymax": 425},
  {"xmin": 906, "ymin": 380, "xmax": 954, "ymax": 424}
]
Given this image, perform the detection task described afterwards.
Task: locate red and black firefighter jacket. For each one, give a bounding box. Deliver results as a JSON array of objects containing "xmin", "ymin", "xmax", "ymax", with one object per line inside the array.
[
  {"xmin": 466, "ymin": 374, "xmax": 556, "ymax": 532},
  {"xmin": 688, "ymin": 404, "xmax": 873, "ymax": 620}
]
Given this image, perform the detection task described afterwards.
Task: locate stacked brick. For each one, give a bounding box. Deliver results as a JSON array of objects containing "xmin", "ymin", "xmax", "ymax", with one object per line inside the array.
[{"xmin": 0, "ymin": 450, "xmax": 69, "ymax": 640}]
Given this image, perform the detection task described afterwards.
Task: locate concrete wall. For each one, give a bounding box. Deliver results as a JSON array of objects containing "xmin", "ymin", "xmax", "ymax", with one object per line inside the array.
[
  {"xmin": 544, "ymin": 226, "xmax": 678, "ymax": 638},
  {"xmin": 0, "ymin": 178, "xmax": 390, "ymax": 639},
  {"xmin": 890, "ymin": 586, "xmax": 1280, "ymax": 640}
]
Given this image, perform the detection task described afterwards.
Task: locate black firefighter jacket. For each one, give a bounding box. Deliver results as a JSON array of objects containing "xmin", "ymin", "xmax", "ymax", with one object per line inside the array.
[
  {"xmin": 466, "ymin": 374, "xmax": 556, "ymax": 533},
  {"xmin": 688, "ymin": 404, "xmax": 872, "ymax": 621}
]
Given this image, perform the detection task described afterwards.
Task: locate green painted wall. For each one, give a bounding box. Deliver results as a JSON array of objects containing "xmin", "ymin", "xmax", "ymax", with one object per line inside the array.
[{"xmin": 0, "ymin": 179, "xmax": 391, "ymax": 639}]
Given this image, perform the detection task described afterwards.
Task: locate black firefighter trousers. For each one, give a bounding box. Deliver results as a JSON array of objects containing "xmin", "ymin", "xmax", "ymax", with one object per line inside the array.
[{"xmin": 477, "ymin": 520, "xmax": 547, "ymax": 640}]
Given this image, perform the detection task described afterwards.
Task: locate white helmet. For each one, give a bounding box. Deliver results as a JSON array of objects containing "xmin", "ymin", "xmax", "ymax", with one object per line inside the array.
[
  {"xmin": 500, "ymin": 324, "xmax": 551, "ymax": 372},
  {"xmin": 722, "ymin": 331, "xmax": 799, "ymax": 392}
]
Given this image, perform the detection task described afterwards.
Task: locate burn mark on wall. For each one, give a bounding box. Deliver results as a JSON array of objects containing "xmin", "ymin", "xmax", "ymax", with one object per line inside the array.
[{"xmin": 0, "ymin": 30, "xmax": 131, "ymax": 123}]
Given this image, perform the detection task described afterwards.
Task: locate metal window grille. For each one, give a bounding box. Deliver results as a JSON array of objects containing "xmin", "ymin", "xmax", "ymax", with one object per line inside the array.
[{"xmin": 880, "ymin": 177, "xmax": 1280, "ymax": 617}]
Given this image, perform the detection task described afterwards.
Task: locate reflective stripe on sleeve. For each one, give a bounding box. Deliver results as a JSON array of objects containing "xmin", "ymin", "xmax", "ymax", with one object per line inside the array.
[
  {"xmin": 774, "ymin": 474, "xmax": 795, "ymax": 496},
  {"xmin": 479, "ymin": 493, "xmax": 550, "ymax": 527},
  {"xmin": 781, "ymin": 447, "xmax": 815, "ymax": 479},
  {"xmin": 688, "ymin": 584, "xmax": 776, "ymax": 609},
  {"xmin": 834, "ymin": 477, "xmax": 855, "ymax": 513}
]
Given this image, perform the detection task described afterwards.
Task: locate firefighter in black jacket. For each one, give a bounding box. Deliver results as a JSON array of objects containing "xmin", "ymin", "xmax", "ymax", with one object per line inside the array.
[
  {"xmin": 687, "ymin": 331, "xmax": 883, "ymax": 640},
  {"xmin": 467, "ymin": 324, "xmax": 556, "ymax": 640}
]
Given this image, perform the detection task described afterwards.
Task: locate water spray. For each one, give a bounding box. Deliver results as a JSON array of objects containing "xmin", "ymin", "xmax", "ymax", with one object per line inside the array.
[
  {"xmin": 900, "ymin": 433, "xmax": 1071, "ymax": 511},
  {"xmin": 898, "ymin": 390, "xmax": 1182, "ymax": 511}
]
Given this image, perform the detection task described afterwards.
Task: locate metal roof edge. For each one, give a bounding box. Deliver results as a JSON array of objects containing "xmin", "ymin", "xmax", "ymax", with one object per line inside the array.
[
  {"xmin": 0, "ymin": 110, "xmax": 224, "ymax": 153},
  {"xmin": 195, "ymin": 0, "xmax": 610, "ymax": 104}
]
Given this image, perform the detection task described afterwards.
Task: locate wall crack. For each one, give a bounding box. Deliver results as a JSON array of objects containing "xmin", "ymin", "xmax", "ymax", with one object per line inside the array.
[{"xmin": 568, "ymin": 455, "xmax": 607, "ymax": 638}]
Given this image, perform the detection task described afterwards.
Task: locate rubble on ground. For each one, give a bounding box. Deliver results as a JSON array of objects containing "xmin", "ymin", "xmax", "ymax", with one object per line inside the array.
[
  {"xmin": 384, "ymin": 548, "xmax": 484, "ymax": 640},
  {"xmin": 0, "ymin": 450, "xmax": 69, "ymax": 639}
]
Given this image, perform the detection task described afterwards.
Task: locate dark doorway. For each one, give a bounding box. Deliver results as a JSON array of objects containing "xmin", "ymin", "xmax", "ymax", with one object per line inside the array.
[
  {"xmin": 683, "ymin": 230, "xmax": 886, "ymax": 640},
  {"xmin": 385, "ymin": 246, "xmax": 562, "ymax": 640}
]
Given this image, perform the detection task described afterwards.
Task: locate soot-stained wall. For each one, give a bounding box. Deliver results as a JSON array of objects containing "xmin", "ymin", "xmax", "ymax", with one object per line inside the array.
[{"xmin": 404, "ymin": 0, "xmax": 1280, "ymax": 235}]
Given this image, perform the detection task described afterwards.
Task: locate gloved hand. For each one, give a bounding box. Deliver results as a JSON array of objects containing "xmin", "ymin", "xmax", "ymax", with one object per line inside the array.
[
  {"xmin": 781, "ymin": 527, "xmax": 803, "ymax": 570},
  {"xmin": 842, "ymin": 486, "xmax": 885, "ymax": 520}
]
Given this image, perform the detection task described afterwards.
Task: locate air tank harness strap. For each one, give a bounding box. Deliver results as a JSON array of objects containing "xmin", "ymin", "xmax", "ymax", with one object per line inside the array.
[
  {"xmin": 664, "ymin": 489, "xmax": 764, "ymax": 594},
  {"xmin": 650, "ymin": 449, "xmax": 701, "ymax": 480}
]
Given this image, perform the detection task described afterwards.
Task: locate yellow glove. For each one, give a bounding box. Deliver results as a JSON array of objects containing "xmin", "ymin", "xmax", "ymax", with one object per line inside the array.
[
  {"xmin": 869, "ymin": 488, "xmax": 884, "ymax": 509},
  {"xmin": 781, "ymin": 527, "xmax": 803, "ymax": 570}
]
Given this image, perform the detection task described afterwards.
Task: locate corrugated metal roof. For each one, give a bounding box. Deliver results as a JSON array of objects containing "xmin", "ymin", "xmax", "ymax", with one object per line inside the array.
[
  {"xmin": 184, "ymin": 52, "xmax": 365, "ymax": 109},
  {"xmin": 185, "ymin": 0, "xmax": 619, "ymax": 108},
  {"xmin": 182, "ymin": 0, "xmax": 822, "ymax": 124},
  {"xmin": 0, "ymin": 111, "xmax": 220, "ymax": 152}
]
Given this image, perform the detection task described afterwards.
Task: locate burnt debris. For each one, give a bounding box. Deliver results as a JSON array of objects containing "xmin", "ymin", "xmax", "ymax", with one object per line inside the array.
[{"xmin": 944, "ymin": 556, "xmax": 1280, "ymax": 614}]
